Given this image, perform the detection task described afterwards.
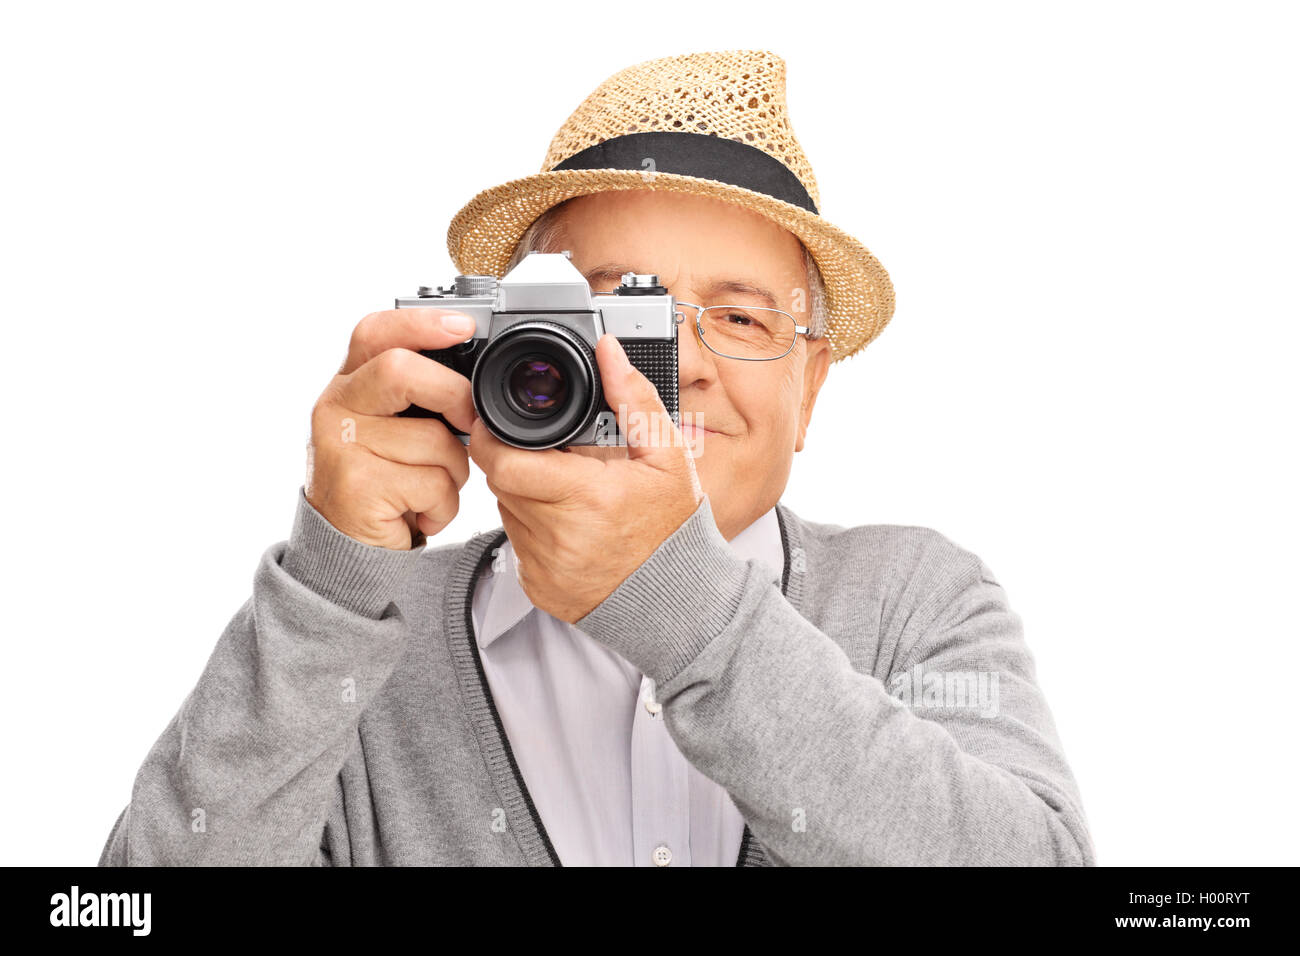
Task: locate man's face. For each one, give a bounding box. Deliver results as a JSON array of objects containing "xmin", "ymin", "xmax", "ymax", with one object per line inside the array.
[{"xmin": 551, "ymin": 191, "xmax": 832, "ymax": 540}]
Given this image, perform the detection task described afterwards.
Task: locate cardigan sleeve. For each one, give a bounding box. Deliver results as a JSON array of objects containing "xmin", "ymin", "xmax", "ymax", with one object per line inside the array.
[
  {"xmin": 98, "ymin": 486, "xmax": 423, "ymax": 866},
  {"xmin": 576, "ymin": 495, "xmax": 1095, "ymax": 866}
]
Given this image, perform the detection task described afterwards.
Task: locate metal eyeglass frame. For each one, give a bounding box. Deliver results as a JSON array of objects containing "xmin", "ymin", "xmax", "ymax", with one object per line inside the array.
[{"xmin": 673, "ymin": 301, "xmax": 810, "ymax": 362}]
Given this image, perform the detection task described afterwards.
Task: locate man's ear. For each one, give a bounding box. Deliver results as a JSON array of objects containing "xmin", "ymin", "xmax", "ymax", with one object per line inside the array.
[{"xmin": 796, "ymin": 336, "xmax": 832, "ymax": 453}]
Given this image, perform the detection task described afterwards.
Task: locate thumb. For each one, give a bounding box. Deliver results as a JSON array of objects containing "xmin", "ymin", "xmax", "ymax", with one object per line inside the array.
[{"xmin": 595, "ymin": 333, "xmax": 682, "ymax": 464}]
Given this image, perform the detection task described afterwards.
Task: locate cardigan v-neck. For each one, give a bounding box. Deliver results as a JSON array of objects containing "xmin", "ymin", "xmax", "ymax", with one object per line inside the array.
[{"xmin": 439, "ymin": 504, "xmax": 807, "ymax": 867}]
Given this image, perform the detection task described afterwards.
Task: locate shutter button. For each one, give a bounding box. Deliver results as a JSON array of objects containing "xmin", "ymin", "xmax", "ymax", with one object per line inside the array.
[{"xmin": 652, "ymin": 844, "xmax": 673, "ymax": 866}]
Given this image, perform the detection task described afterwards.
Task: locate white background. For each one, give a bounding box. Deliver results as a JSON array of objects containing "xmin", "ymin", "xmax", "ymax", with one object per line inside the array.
[{"xmin": 1, "ymin": 0, "xmax": 1295, "ymax": 866}]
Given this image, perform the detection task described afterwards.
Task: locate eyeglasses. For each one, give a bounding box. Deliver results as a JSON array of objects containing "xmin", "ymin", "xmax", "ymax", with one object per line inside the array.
[{"xmin": 673, "ymin": 301, "xmax": 810, "ymax": 362}]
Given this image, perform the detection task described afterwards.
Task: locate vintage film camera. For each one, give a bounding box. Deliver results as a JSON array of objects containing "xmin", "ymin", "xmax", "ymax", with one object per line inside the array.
[{"xmin": 394, "ymin": 251, "xmax": 679, "ymax": 450}]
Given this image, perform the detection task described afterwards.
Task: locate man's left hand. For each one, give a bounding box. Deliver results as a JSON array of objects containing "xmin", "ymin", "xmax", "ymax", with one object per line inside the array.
[{"xmin": 469, "ymin": 334, "xmax": 704, "ymax": 623}]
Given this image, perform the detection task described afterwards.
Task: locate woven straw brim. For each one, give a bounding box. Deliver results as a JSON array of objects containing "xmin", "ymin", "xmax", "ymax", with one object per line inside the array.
[{"xmin": 446, "ymin": 169, "xmax": 895, "ymax": 363}]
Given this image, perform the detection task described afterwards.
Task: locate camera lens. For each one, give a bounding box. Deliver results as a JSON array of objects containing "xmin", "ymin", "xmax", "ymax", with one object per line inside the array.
[
  {"xmin": 472, "ymin": 322, "xmax": 600, "ymax": 449},
  {"xmin": 507, "ymin": 356, "xmax": 568, "ymax": 416}
]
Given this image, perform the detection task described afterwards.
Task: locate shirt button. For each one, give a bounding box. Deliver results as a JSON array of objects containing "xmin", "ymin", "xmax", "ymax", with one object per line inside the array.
[
  {"xmin": 652, "ymin": 844, "xmax": 673, "ymax": 867},
  {"xmin": 641, "ymin": 676, "xmax": 662, "ymax": 716}
]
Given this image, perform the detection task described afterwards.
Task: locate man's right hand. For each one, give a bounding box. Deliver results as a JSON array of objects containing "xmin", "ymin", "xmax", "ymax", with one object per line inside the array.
[{"xmin": 305, "ymin": 308, "xmax": 478, "ymax": 551}]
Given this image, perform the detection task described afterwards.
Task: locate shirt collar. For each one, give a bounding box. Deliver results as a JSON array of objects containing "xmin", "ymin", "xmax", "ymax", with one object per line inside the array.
[
  {"xmin": 473, "ymin": 504, "xmax": 785, "ymax": 651},
  {"xmin": 727, "ymin": 504, "xmax": 784, "ymax": 583},
  {"xmin": 473, "ymin": 539, "xmax": 536, "ymax": 650}
]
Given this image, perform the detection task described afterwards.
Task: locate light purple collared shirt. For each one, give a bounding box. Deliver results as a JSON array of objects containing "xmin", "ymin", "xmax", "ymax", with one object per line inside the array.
[{"xmin": 470, "ymin": 506, "xmax": 784, "ymax": 866}]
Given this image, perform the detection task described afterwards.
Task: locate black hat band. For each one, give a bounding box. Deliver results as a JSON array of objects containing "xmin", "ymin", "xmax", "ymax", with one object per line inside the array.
[{"xmin": 550, "ymin": 131, "xmax": 819, "ymax": 215}]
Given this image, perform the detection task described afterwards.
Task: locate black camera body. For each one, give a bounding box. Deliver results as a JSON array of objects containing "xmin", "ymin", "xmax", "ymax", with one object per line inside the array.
[{"xmin": 395, "ymin": 252, "xmax": 679, "ymax": 450}]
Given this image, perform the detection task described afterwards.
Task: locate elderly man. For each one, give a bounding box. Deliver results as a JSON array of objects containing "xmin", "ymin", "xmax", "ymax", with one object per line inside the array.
[{"xmin": 99, "ymin": 50, "xmax": 1094, "ymax": 866}]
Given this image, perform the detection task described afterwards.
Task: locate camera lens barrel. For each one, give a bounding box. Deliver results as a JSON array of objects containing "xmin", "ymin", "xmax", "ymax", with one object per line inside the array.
[{"xmin": 472, "ymin": 321, "xmax": 601, "ymax": 450}]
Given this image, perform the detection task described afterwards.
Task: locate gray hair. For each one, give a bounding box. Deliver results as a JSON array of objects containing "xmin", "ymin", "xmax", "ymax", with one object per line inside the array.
[{"xmin": 505, "ymin": 200, "xmax": 829, "ymax": 339}]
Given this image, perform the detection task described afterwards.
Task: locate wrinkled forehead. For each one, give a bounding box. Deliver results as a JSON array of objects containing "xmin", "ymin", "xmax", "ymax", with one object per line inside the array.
[{"xmin": 553, "ymin": 192, "xmax": 809, "ymax": 300}]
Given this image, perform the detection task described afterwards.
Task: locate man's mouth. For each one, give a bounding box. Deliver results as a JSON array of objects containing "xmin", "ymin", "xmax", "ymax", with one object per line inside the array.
[{"xmin": 678, "ymin": 420, "xmax": 726, "ymax": 438}]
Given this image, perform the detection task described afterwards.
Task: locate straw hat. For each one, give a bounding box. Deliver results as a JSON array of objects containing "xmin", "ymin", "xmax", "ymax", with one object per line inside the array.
[{"xmin": 445, "ymin": 50, "xmax": 895, "ymax": 362}]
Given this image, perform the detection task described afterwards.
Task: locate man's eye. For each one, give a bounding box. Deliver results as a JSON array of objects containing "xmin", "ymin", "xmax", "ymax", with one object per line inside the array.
[{"xmin": 725, "ymin": 312, "xmax": 754, "ymax": 326}]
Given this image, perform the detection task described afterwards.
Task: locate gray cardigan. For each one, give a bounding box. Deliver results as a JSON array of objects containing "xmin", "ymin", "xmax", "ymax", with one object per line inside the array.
[{"xmin": 98, "ymin": 486, "xmax": 1095, "ymax": 866}]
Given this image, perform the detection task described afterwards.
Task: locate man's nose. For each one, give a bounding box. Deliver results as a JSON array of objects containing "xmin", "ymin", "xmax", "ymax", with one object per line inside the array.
[{"xmin": 676, "ymin": 307, "xmax": 719, "ymax": 386}]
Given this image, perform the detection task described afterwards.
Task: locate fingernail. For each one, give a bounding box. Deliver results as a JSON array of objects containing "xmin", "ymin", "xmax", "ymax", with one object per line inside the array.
[{"xmin": 443, "ymin": 313, "xmax": 474, "ymax": 336}]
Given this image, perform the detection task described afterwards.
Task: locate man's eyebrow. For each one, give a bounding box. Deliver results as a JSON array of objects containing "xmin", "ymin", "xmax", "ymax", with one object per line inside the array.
[
  {"xmin": 699, "ymin": 278, "xmax": 779, "ymax": 307},
  {"xmin": 581, "ymin": 264, "xmax": 780, "ymax": 306},
  {"xmin": 582, "ymin": 263, "xmax": 638, "ymax": 285}
]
